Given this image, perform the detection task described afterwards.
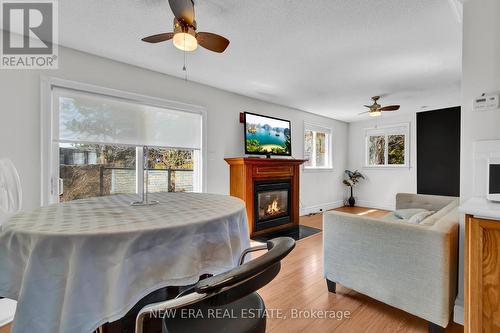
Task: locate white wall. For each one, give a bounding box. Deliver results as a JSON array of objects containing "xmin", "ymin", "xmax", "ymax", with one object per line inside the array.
[
  {"xmin": 0, "ymin": 46, "xmax": 348, "ymax": 213},
  {"xmin": 347, "ymin": 113, "xmax": 416, "ymax": 210},
  {"xmin": 340, "ymin": 0, "xmax": 500, "ymax": 323},
  {"xmin": 454, "ymin": 0, "xmax": 500, "ymax": 324}
]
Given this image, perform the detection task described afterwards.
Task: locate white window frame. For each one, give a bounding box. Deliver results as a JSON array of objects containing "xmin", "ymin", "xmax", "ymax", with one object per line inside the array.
[
  {"xmin": 303, "ymin": 122, "xmax": 333, "ymax": 171},
  {"xmin": 40, "ymin": 77, "xmax": 207, "ymax": 206},
  {"xmin": 364, "ymin": 122, "xmax": 410, "ymax": 169}
]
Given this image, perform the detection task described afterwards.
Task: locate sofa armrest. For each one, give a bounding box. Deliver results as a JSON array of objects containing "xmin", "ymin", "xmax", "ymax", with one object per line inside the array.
[{"xmin": 323, "ymin": 211, "xmax": 458, "ymax": 327}]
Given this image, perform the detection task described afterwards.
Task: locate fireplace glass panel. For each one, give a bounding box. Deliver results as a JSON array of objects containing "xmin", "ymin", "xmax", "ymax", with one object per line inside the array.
[{"xmin": 257, "ymin": 190, "xmax": 289, "ymax": 221}]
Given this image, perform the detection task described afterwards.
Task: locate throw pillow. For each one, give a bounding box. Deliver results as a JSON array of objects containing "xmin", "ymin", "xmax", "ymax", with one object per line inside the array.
[
  {"xmin": 407, "ymin": 210, "xmax": 435, "ymax": 224},
  {"xmin": 394, "ymin": 208, "xmax": 429, "ymax": 220}
]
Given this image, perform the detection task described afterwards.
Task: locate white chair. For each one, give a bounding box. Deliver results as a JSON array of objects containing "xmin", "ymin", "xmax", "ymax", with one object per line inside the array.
[
  {"xmin": 0, "ymin": 158, "xmax": 21, "ymax": 328},
  {"xmin": 0, "ymin": 158, "xmax": 22, "ymax": 225}
]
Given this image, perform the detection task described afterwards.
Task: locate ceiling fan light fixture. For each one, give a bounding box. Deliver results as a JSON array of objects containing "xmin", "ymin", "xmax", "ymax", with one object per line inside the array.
[
  {"xmin": 369, "ymin": 111, "xmax": 382, "ymax": 117},
  {"xmin": 173, "ymin": 31, "xmax": 198, "ymax": 51},
  {"xmin": 141, "ymin": 1, "xmax": 229, "ymax": 53}
]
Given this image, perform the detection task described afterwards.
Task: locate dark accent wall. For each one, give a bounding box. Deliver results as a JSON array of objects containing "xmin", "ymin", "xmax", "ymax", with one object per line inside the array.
[{"xmin": 417, "ymin": 107, "xmax": 461, "ymax": 197}]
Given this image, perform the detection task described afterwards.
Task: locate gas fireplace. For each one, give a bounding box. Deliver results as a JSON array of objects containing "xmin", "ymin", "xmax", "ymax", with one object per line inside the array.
[
  {"xmin": 254, "ymin": 179, "xmax": 291, "ymax": 232},
  {"xmin": 225, "ymin": 157, "xmax": 306, "ymax": 237}
]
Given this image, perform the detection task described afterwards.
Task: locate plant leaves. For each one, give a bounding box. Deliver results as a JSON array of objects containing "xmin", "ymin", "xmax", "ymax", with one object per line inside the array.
[{"xmin": 343, "ymin": 169, "xmax": 365, "ymax": 186}]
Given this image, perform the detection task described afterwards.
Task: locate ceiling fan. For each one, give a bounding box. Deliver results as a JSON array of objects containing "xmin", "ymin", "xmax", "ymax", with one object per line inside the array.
[
  {"xmin": 359, "ymin": 96, "xmax": 400, "ymax": 117},
  {"xmin": 141, "ymin": 0, "xmax": 230, "ymax": 53}
]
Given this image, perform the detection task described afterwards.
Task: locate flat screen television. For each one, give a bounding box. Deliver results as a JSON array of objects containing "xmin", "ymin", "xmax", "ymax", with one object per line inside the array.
[{"xmin": 244, "ymin": 112, "xmax": 291, "ymax": 156}]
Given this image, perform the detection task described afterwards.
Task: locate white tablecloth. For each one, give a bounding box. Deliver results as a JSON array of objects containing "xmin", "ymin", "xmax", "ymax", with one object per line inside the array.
[{"xmin": 0, "ymin": 192, "xmax": 249, "ymax": 333}]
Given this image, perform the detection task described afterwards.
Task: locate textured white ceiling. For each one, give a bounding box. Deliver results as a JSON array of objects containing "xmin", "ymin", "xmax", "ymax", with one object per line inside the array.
[{"xmin": 58, "ymin": 0, "xmax": 462, "ymax": 122}]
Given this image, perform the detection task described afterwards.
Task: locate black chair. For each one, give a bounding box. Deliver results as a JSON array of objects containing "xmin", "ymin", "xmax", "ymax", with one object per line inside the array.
[{"xmin": 135, "ymin": 237, "xmax": 295, "ymax": 333}]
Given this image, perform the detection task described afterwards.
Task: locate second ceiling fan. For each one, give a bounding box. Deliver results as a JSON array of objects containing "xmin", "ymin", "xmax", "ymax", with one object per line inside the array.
[
  {"xmin": 141, "ymin": 0, "xmax": 230, "ymax": 53},
  {"xmin": 359, "ymin": 96, "xmax": 400, "ymax": 117}
]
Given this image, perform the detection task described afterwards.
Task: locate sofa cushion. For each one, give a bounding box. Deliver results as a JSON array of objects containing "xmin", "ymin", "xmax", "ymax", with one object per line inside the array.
[
  {"xmin": 395, "ymin": 193, "xmax": 457, "ymax": 212},
  {"xmin": 420, "ymin": 199, "xmax": 459, "ymax": 226},
  {"xmin": 394, "ymin": 208, "xmax": 430, "ymax": 220},
  {"xmin": 407, "ymin": 210, "xmax": 435, "ymax": 224},
  {"xmin": 381, "ymin": 212, "xmax": 406, "ymax": 222}
]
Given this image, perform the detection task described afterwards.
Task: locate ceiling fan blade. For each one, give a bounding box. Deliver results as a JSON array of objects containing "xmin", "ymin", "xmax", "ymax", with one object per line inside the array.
[
  {"xmin": 364, "ymin": 105, "xmax": 373, "ymax": 108},
  {"xmin": 358, "ymin": 111, "xmax": 371, "ymax": 115},
  {"xmin": 169, "ymin": 0, "xmax": 195, "ymax": 26},
  {"xmin": 142, "ymin": 32, "xmax": 174, "ymax": 43},
  {"xmin": 380, "ymin": 105, "xmax": 400, "ymax": 111},
  {"xmin": 196, "ymin": 32, "xmax": 230, "ymax": 53}
]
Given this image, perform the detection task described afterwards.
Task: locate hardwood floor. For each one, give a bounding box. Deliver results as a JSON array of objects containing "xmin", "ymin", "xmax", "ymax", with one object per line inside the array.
[
  {"xmin": 0, "ymin": 324, "xmax": 10, "ymax": 333},
  {"xmin": 257, "ymin": 206, "xmax": 464, "ymax": 333},
  {"xmin": 0, "ymin": 206, "xmax": 463, "ymax": 333}
]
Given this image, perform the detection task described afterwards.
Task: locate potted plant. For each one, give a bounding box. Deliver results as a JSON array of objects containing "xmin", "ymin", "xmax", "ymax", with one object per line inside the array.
[{"xmin": 343, "ymin": 170, "xmax": 365, "ymax": 207}]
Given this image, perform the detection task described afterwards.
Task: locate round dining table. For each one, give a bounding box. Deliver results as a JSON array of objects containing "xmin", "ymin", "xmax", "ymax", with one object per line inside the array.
[{"xmin": 0, "ymin": 192, "xmax": 250, "ymax": 333}]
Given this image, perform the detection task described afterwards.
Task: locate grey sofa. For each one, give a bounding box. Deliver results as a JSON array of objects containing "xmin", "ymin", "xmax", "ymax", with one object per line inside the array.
[{"xmin": 323, "ymin": 193, "xmax": 459, "ymax": 332}]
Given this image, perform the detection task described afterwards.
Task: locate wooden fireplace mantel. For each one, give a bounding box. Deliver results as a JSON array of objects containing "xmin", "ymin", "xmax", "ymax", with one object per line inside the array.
[{"xmin": 224, "ymin": 157, "xmax": 307, "ymax": 237}]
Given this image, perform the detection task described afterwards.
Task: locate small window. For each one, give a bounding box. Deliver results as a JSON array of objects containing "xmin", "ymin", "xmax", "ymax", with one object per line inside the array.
[
  {"xmin": 365, "ymin": 124, "xmax": 409, "ymax": 167},
  {"xmin": 304, "ymin": 123, "xmax": 332, "ymax": 169},
  {"xmin": 368, "ymin": 135, "xmax": 386, "ymax": 165}
]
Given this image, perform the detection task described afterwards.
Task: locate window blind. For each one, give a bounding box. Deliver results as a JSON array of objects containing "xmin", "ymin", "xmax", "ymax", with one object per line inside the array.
[
  {"xmin": 53, "ymin": 87, "xmax": 202, "ymax": 150},
  {"xmin": 365, "ymin": 125, "xmax": 408, "ymax": 137},
  {"xmin": 305, "ymin": 123, "xmax": 331, "ymax": 135}
]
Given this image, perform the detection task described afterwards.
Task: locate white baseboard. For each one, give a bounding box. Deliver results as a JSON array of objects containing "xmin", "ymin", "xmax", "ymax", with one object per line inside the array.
[
  {"xmin": 300, "ymin": 200, "xmax": 344, "ymax": 216},
  {"xmin": 355, "ymin": 199, "xmax": 395, "ymax": 211},
  {"xmin": 453, "ymin": 298, "xmax": 464, "ymax": 325}
]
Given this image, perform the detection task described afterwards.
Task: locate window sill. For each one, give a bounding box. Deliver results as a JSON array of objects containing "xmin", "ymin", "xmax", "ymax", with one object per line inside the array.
[
  {"xmin": 303, "ymin": 167, "xmax": 334, "ymax": 173},
  {"xmin": 363, "ymin": 165, "xmax": 411, "ymax": 170}
]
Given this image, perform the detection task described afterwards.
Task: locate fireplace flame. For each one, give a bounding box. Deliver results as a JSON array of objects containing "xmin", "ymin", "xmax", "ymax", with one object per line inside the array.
[{"xmin": 267, "ymin": 198, "xmax": 281, "ymax": 215}]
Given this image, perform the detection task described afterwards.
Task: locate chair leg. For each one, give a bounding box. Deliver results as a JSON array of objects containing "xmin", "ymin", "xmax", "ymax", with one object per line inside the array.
[
  {"xmin": 428, "ymin": 321, "xmax": 444, "ymax": 333},
  {"xmin": 326, "ymin": 279, "xmax": 336, "ymax": 293}
]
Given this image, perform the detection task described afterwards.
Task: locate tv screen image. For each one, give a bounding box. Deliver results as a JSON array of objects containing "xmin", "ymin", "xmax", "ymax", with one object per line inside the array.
[{"xmin": 245, "ymin": 112, "xmax": 291, "ymax": 156}]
